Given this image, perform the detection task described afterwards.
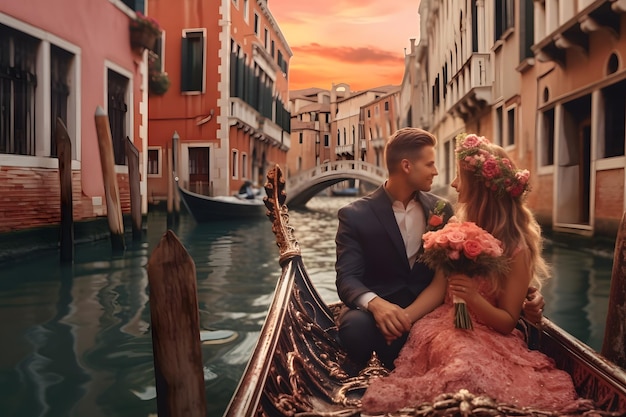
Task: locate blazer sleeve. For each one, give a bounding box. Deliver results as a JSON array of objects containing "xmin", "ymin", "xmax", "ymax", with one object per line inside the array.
[{"xmin": 335, "ymin": 204, "xmax": 371, "ymax": 308}]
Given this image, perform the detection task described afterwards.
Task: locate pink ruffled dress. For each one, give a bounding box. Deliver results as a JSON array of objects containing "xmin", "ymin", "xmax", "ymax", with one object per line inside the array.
[{"xmin": 361, "ymin": 279, "xmax": 580, "ymax": 414}]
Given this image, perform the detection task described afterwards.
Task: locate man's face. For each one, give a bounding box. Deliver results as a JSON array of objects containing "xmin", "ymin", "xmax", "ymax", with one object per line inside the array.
[{"xmin": 407, "ymin": 146, "xmax": 438, "ymax": 191}]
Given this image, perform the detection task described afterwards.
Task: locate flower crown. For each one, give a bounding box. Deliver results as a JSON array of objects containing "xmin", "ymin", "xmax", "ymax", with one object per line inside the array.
[{"xmin": 455, "ymin": 133, "xmax": 530, "ymax": 198}]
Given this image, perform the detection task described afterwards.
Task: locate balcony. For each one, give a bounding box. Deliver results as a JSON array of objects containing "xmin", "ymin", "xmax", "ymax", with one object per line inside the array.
[
  {"xmin": 229, "ymin": 98, "xmax": 289, "ymax": 150},
  {"xmin": 449, "ymin": 53, "xmax": 492, "ymax": 122},
  {"xmin": 336, "ymin": 144, "xmax": 354, "ymax": 156},
  {"xmin": 532, "ymin": 1, "xmax": 622, "ymax": 66},
  {"xmin": 371, "ymin": 138, "xmax": 385, "ymax": 149}
]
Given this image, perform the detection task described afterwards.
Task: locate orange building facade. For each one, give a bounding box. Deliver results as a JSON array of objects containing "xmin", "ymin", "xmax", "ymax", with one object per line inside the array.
[
  {"xmin": 0, "ymin": 1, "xmax": 148, "ymax": 233},
  {"xmin": 146, "ymin": 0, "xmax": 291, "ymax": 203}
]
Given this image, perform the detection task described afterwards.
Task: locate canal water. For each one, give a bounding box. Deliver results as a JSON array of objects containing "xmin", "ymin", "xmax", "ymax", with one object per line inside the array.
[{"xmin": 0, "ymin": 196, "xmax": 614, "ymax": 417}]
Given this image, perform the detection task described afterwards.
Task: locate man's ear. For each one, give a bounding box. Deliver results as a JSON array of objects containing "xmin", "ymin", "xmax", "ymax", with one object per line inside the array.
[{"xmin": 400, "ymin": 158, "xmax": 411, "ymax": 173}]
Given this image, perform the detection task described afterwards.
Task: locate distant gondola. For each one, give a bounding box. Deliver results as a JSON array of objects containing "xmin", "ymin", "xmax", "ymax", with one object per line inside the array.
[
  {"xmin": 223, "ymin": 165, "xmax": 626, "ymax": 417},
  {"xmin": 176, "ymin": 181, "xmax": 266, "ymax": 222}
]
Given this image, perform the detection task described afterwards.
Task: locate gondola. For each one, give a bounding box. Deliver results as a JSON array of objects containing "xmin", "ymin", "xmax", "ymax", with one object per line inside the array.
[
  {"xmin": 223, "ymin": 165, "xmax": 626, "ymax": 417},
  {"xmin": 176, "ymin": 181, "xmax": 266, "ymax": 222}
]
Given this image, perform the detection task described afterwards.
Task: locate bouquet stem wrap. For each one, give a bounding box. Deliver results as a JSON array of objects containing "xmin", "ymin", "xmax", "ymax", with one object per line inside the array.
[{"xmin": 453, "ymin": 295, "xmax": 473, "ymax": 329}]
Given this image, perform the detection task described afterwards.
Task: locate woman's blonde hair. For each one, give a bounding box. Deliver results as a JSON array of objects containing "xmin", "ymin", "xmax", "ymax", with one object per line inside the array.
[{"xmin": 455, "ymin": 142, "xmax": 549, "ymax": 292}]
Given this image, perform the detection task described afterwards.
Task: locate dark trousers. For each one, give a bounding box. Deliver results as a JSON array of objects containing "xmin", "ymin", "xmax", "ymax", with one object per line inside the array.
[{"xmin": 337, "ymin": 289, "xmax": 417, "ymax": 369}]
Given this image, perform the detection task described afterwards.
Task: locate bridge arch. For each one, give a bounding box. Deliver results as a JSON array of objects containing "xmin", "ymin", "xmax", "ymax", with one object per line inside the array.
[{"xmin": 285, "ymin": 161, "xmax": 386, "ymax": 207}]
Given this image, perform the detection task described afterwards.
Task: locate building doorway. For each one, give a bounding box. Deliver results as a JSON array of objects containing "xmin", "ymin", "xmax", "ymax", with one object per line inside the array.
[
  {"xmin": 555, "ymin": 96, "xmax": 592, "ymax": 228},
  {"xmin": 188, "ymin": 147, "xmax": 210, "ymax": 195}
]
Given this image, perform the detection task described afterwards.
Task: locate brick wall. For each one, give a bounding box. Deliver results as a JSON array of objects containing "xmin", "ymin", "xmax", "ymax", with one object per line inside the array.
[{"xmin": 0, "ymin": 167, "xmax": 130, "ymax": 233}]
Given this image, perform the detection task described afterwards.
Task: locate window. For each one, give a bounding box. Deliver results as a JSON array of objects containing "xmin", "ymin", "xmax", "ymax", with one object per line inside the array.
[
  {"xmin": 602, "ymin": 81, "xmax": 626, "ymax": 158},
  {"xmin": 343, "ymin": 128, "xmax": 346, "ymax": 144},
  {"xmin": 254, "ymin": 13, "xmax": 260, "ymax": 36},
  {"xmin": 299, "ymin": 132, "xmax": 303, "ymax": 144},
  {"xmin": 50, "ymin": 46, "xmax": 72, "ymax": 157},
  {"xmin": 352, "ymin": 126, "xmax": 355, "ymax": 141},
  {"xmin": 0, "ymin": 26, "xmax": 37, "ymax": 156},
  {"xmin": 369, "ymin": 128, "xmax": 373, "ymax": 140},
  {"xmin": 231, "ymin": 149, "xmax": 239, "ymax": 178},
  {"xmin": 367, "ymin": 109, "xmax": 371, "ymax": 118},
  {"xmin": 242, "ymin": 153, "xmax": 248, "ymax": 179},
  {"xmin": 384, "ymin": 101, "xmax": 389, "ymax": 111},
  {"xmin": 495, "ymin": 0, "xmax": 515, "ymax": 40},
  {"xmin": 243, "ymin": 0, "xmax": 249, "ymax": 22},
  {"xmin": 107, "ymin": 69, "xmax": 129, "ymax": 165},
  {"xmin": 337, "ymin": 129, "xmax": 340, "ymax": 146},
  {"xmin": 540, "ymin": 108, "xmax": 555, "ymax": 167},
  {"xmin": 181, "ymin": 30, "xmax": 205, "ymax": 93},
  {"xmin": 147, "ymin": 148, "xmax": 161, "ymax": 176},
  {"xmin": 324, "ymin": 134, "xmax": 329, "ymax": 147},
  {"xmin": 495, "ymin": 106, "xmax": 503, "ymax": 146},
  {"xmin": 271, "ymin": 40, "xmax": 275, "ymax": 58},
  {"xmin": 506, "ymin": 107, "xmax": 516, "ymax": 147},
  {"xmin": 264, "ymin": 28, "xmax": 269, "ymax": 49}
]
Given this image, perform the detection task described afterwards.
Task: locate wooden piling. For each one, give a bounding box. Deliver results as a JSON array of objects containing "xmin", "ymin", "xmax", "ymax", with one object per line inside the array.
[
  {"xmin": 56, "ymin": 117, "xmax": 74, "ymax": 263},
  {"xmin": 602, "ymin": 210, "xmax": 626, "ymax": 369},
  {"xmin": 147, "ymin": 230, "xmax": 207, "ymax": 417},
  {"xmin": 94, "ymin": 106, "xmax": 125, "ymax": 252},
  {"xmin": 125, "ymin": 137, "xmax": 142, "ymax": 241}
]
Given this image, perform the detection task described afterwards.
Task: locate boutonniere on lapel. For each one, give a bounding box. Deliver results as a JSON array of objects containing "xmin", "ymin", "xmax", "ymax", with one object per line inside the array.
[{"xmin": 426, "ymin": 199, "xmax": 447, "ymax": 232}]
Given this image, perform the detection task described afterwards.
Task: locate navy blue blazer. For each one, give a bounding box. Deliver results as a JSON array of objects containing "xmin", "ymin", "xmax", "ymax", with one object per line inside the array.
[{"xmin": 335, "ymin": 185, "xmax": 454, "ymax": 309}]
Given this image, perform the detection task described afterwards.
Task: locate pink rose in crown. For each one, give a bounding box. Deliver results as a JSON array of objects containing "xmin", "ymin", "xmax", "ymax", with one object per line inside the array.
[
  {"xmin": 481, "ymin": 158, "xmax": 501, "ymax": 179},
  {"xmin": 460, "ymin": 134, "xmax": 482, "ymax": 149}
]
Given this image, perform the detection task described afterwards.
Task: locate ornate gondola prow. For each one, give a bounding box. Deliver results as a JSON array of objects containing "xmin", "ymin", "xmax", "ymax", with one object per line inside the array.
[{"xmin": 264, "ymin": 165, "xmax": 301, "ymax": 266}]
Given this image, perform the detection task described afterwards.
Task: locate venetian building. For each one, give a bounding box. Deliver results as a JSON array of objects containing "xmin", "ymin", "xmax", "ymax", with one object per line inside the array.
[
  {"xmin": 411, "ymin": 0, "xmax": 626, "ymax": 237},
  {"xmin": 0, "ymin": 0, "xmax": 148, "ymax": 233},
  {"xmin": 330, "ymin": 84, "xmax": 398, "ymax": 163},
  {"xmin": 147, "ymin": 0, "xmax": 291, "ymax": 202},
  {"xmin": 361, "ymin": 88, "xmax": 401, "ymax": 168},
  {"xmin": 287, "ymin": 88, "xmax": 332, "ymax": 177}
]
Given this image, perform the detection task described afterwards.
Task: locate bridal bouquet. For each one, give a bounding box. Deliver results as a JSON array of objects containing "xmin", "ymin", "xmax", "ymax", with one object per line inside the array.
[{"xmin": 419, "ymin": 221, "xmax": 508, "ymax": 329}]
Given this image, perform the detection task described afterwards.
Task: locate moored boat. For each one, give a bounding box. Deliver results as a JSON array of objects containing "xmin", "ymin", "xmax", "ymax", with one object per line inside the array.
[
  {"xmin": 176, "ymin": 182, "xmax": 266, "ymax": 222},
  {"xmin": 223, "ymin": 165, "xmax": 626, "ymax": 417}
]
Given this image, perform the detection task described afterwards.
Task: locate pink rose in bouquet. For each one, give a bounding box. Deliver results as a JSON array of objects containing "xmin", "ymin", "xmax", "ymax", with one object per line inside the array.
[{"xmin": 419, "ymin": 221, "xmax": 509, "ymax": 329}]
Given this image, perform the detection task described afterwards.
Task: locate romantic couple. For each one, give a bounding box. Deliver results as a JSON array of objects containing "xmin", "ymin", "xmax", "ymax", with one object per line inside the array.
[{"xmin": 334, "ymin": 128, "xmax": 583, "ymax": 413}]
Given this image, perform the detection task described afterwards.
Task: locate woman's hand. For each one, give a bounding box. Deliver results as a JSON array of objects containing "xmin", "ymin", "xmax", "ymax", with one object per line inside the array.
[
  {"xmin": 448, "ymin": 273, "xmax": 479, "ymax": 303},
  {"xmin": 522, "ymin": 286, "xmax": 545, "ymax": 324}
]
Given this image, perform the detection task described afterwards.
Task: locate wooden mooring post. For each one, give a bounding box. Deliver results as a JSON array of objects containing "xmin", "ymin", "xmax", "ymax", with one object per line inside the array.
[
  {"xmin": 147, "ymin": 230, "xmax": 207, "ymax": 417},
  {"xmin": 56, "ymin": 117, "xmax": 74, "ymax": 263},
  {"xmin": 602, "ymin": 210, "xmax": 626, "ymax": 369},
  {"xmin": 125, "ymin": 137, "xmax": 143, "ymax": 241},
  {"xmin": 94, "ymin": 106, "xmax": 125, "ymax": 252}
]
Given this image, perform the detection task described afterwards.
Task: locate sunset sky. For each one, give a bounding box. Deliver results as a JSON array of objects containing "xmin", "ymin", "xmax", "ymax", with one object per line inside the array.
[{"xmin": 268, "ymin": 0, "xmax": 422, "ymax": 92}]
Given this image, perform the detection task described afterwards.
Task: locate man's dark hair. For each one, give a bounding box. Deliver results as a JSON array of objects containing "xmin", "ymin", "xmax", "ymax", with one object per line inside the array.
[{"xmin": 384, "ymin": 128, "xmax": 437, "ymax": 173}]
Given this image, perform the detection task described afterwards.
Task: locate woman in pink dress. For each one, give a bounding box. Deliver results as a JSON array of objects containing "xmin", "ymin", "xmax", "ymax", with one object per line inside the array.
[{"xmin": 361, "ymin": 134, "xmax": 582, "ymax": 414}]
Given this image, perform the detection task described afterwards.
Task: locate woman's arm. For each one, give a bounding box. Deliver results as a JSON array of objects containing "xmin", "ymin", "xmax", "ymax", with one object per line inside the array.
[
  {"xmin": 404, "ymin": 269, "xmax": 447, "ymax": 324},
  {"xmin": 449, "ymin": 249, "xmax": 532, "ymax": 334}
]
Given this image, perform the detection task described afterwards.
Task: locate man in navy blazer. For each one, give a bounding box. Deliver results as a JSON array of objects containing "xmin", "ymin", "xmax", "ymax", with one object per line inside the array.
[
  {"xmin": 335, "ymin": 128, "xmax": 453, "ymax": 368},
  {"xmin": 335, "ymin": 128, "xmax": 543, "ymax": 368}
]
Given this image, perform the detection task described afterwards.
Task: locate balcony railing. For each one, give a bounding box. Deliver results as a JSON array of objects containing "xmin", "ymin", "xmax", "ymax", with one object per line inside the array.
[
  {"xmin": 336, "ymin": 144, "xmax": 354, "ymax": 156},
  {"xmin": 230, "ymin": 98, "xmax": 289, "ymax": 150},
  {"xmin": 448, "ymin": 53, "xmax": 492, "ymax": 121}
]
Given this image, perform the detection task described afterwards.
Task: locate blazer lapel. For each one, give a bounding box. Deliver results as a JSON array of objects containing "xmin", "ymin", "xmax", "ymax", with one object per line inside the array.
[{"xmin": 369, "ymin": 186, "xmax": 407, "ymax": 262}]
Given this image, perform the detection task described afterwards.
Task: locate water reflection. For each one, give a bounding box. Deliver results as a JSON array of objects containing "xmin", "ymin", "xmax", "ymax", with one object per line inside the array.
[{"xmin": 0, "ymin": 198, "xmax": 614, "ymax": 417}]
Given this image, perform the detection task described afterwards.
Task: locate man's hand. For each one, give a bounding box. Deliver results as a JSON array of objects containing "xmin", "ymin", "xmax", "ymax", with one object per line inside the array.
[
  {"xmin": 522, "ymin": 287, "xmax": 545, "ymax": 324},
  {"xmin": 367, "ymin": 296, "xmax": 412, "ymax": 344}
]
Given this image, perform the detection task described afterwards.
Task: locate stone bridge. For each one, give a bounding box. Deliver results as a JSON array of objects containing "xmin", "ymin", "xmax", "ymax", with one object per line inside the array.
[{"xmin": 284, "ymin": 160, "xmax": 386, "ymax": 207}]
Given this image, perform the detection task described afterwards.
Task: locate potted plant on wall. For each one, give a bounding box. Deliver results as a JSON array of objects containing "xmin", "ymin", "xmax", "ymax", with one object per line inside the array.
[
  {"xmin": 129, "ymin": 11, "xmax": 161, "ymax": 53},
  {"xmin": 148, "ymin": 53, "xmax": 170, "ymax": 96}
]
